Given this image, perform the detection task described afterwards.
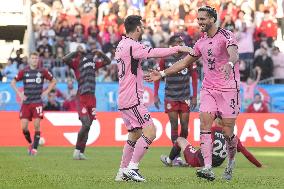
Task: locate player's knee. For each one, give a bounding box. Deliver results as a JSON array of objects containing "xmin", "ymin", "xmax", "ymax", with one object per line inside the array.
[
  {"xmin": 80, "ymin": 116, "xmax": 92, "ymax": 128},
  {"xmin": 143, "ymin": 124, "xmax": 156, "ymax": 141}
]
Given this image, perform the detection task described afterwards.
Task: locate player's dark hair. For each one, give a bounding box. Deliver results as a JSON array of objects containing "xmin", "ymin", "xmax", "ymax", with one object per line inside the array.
[
  {"xmin": 168, "ymin": 35, "xmax": 183, "ymax": 46},
  {"xmin": 124, "ymin": 15, "xmax": 142, "ymax": 34},
  {"xmin": 198, "ymin": 6, "xmax": 218, "ymax": 23}
]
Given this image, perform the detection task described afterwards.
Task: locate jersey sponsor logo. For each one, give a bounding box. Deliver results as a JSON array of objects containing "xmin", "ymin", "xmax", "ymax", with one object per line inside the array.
[
  {"xmin": 26, "ymin": 78, "xmax": 36, "ymax": 83},
  {"xmin": 83, "ymin": 61, "xmax": 96, "ymax": 69},
  {"xmin": 36, "ymin": 72, "xmax": 41, "ymax": 77}
]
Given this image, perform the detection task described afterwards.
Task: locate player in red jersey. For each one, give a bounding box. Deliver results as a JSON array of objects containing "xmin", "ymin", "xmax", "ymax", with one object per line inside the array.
[
  {"xmin": 160, "ymin": 120, "xmax": 262, "ymax": 169},
  {"xmin": 154, "ymin": 35, "xmax": 198, "ymax": 166},
  {"xmin": 11, "ymin": 52, "xmax": 56, "ymax": 156},
  {"xmin": 62, "ymin": 45, "xmax": 110, "ymax": 160}
]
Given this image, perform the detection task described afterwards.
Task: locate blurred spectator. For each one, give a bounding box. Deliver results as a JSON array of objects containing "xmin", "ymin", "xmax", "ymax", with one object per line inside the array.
[
  {"xmin": 221, "ymin": 14, "xmax": 235, "ymax": 32},
  {"xmin": 2, "ymin": 58, "xmax": 18, "ymax": 82},
  {"xmin": 0, "ymin": 64, "xmax": 3, "ymax": 82},
  {"xmin": 253, "ymin": 46, "xmax": 274, "ymax": 80},
  {"xmin": 62, "ymin": 90, "xmax": 77, "ymax": 111},
  {"xmin": 65, "ymin": 79, "xmax": 77, "ymax": 100},
  {"xmin": 44, "ymin": 90, "xmax": 61, "ymax": 111},
  {"xmin": 41, "ymin": 50, "xmax": 53, "ymax": 71},
  {"xmin": 52, "ymin": 47, "xmax": 67, "ymax": 82},
  {"xmin": 14, "ymin": 49, "xmax": 23, "ymax": 69},
  {"xmin": 37, "ymin": 37, "xmax": 53, "ymax": 56},
  {"xmin": 258, "ymin": 10, "xmax": 278, "ymax": 40},
  {"xmin": 236, "ymin": 22, "xmax": 255, "ymax": 63},
  {"xmin": 276, "ymin": 0, "xmax": 284, "ymax": 40},
  {"xmin": 272, "ymin": 46, "xmax": 284, "ymax": 83},
  {"xmin": 58, "ymin": 19, "xmax": 72, "ymax": 40},
  {"xmin": 246, "ymin": 93, "xmax": 269, "ymax": 113},
  {"xmin": 18, "ymin": 56, "xmax": 28, "ymax": 71},
  {"xmin": 239, "ymin": 60, "xmax": 250, "ymax": 82},
  {"xmin": 241, "ymin": 67, "xmax": 262, "ymax": 110}
]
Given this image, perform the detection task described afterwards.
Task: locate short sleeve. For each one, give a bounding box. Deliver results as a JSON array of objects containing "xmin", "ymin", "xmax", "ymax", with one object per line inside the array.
[
  {"xmin": 224, "ymin": 31, "xmax": 238, "ymax": 48},
  {"xmin": 14, "ymin": 70, "xmax": 24, "ymax": 81},
  {"xmin": 192, "ymin": 41, "xmax": 202, "ymax": 57},
  {"xmin": 42, "ymin": 69, "xmax": 53, "ymax": 81}
]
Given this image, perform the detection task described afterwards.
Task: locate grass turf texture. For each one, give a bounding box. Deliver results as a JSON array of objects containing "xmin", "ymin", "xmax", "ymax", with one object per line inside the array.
[{"xmin": 0, "ymin": 147, "xmax": 283, "ymax": 189}]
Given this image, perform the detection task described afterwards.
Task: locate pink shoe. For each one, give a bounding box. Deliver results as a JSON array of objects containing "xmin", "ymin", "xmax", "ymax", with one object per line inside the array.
[{"xmin": 30, "ymin": 149, "xmax": 37, "ymax": 156}]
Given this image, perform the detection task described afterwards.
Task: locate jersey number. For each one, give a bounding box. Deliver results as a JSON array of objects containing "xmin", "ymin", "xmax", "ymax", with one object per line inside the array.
[
  {"xmin": 212, "ymin": 139, "xmax": 227, "ymax": 159},
  {"xmin": 36, "ymin": 106, "xmax": 43, "ymax": 116}
]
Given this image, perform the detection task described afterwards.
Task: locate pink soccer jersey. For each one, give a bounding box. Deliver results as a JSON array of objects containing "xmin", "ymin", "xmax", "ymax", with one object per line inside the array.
[
  {"xmin": 193, "ymin": 28, "xmax": 240, "ymax": 91},
  {"xmin": 115, "ymin": 36, "xmax": 179, "ymax": 109}
]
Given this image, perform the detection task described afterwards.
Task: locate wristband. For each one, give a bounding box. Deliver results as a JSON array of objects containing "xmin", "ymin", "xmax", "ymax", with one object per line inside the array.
[
  {"xmin": 159, "ymin": 70, "xmax": 166, "ymax": 78},
  {"xmin": 228, "ymin": 62, "xmax": 234, "ymax": 68}
]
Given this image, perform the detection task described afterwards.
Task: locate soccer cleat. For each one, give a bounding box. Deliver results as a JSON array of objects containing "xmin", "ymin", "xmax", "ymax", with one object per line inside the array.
[
  {"xmin": 30, "ymin": 149, "xmax": 37, "ymax": 156},
  {"xmin": 79, "ymin": 153, "xmax": 87, "ymax": 160},
  {"xmin": 73, "ymin": 149, "xmax": 81, "ymax": 160},
  {"xmin": 172, "ymin": 157, "xmax": 188, "ymax": 167},
  {"xmin": 160, "ymin": 155, "xmax": 172, "ymax": 167},
  {"xmin": 123, "ymin": 168, "xmax": 146, "ymax": 182},
  {"xmin": 222, "ymin": 160, "xmax": 235, "ymax": 181},
  {"xmin": 115, "ymin": 168, "xmax": 130, "ymax": 182},
  {"xmin": 196, "ymin": 167, "xmax": 215, "ymax": 181}
]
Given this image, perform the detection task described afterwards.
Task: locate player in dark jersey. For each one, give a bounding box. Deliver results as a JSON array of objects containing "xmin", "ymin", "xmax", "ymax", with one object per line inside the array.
[
  {"xmin": 11, "ymin": 52, "xmax": 56, "ymax": 156},
  {"xmin": 62, "ymin": 45, "xmax": 111, "ymax": 160},
  {"xmin": 160, "ymin": 122, "xmax": 262, "ymax": 169},
  {"xmin": 154, "ymin": 35, "xmax": 198, "ymax": 166}
]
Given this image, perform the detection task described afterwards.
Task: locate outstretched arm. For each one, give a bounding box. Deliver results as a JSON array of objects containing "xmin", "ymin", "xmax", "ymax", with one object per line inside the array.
[
  {"xmin": 132, "ymin": 42, "xmax": 194, "ymax": 60},
  {"xmin": 237, "ymin": 138, "xmax": 262, "ymax": 167},
  {"xmin": 144, "ymin": 55, "xmax": 199, "ymax": 82}
]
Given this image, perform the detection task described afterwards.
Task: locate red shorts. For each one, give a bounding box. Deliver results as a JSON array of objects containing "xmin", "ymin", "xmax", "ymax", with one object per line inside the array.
[
  {"xmin": 164, "ymin": 100, "xmax": 190, "ymax": 113},
  {"xmin": 76, "ymin": 94, "xmax": 96, "ymax": 120},
  {"xmin": 183, "ymin": 145, "xmax": 203, "ymax": 167},
  {"xmin": 20, "ymin": 103, "xmax": 43, "ymax": 121}
]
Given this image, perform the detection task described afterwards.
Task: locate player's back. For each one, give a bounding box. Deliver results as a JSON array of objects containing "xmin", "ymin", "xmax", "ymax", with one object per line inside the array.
[
  {"xmin": 194, "ymin": 28, "xmax": 240, "ymax": 91},
  {"xmin": 115, "ymin": 36, "xmax": 145, "ymax": 110}
]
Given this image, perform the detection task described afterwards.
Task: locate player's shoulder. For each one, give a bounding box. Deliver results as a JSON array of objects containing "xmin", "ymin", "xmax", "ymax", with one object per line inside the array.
[
  {"xmin": 195, "ymin": 34, "xmax": 207, "ymax": 44},
  {"xmin": 218, "ymin": 28, "xmax": 235, "ymax": 39}
]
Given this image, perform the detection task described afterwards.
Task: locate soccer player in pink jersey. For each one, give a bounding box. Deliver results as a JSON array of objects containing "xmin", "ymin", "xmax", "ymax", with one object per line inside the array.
[
  {"xmin": 114, "ymin": 15, "xmax": 192, "ymax": 182},
  {"xmin": 145, "ymin": 6, "xmax": 240, "ymax": 181}
]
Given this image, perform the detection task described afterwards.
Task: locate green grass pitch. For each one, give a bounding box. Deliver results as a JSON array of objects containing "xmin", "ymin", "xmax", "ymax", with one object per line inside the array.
[{"xmin": 0, "ymin": 147, "xmax": 283, "ymax": 189}]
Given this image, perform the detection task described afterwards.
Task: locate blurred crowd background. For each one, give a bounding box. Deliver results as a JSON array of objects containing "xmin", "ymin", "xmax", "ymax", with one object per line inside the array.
[{"xmin": 1, "ymin": 0, "xmax": 284, "ymax": 112}]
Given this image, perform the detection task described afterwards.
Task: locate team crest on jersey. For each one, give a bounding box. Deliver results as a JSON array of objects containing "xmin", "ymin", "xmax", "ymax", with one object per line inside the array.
[
  {"xmin": 144, "ymin": 114, "xmax": 151, "ymax": 121},
  {"xmin": 167, "ymin": 103, "xmax": 172, "ymax": 110},
  {"xmin": 81, "ymin": 107, "xmax": 87, "ymax": 114},
  {"xmin": 180, "ymin": 68, "xmax": 188, "ymax": 75},
  {"xmin": 35, "ymin": 78, "xmax": 42, "ymax": 83},
  {"xmin": 35, "ymin": 72, "xmax": 42, "ymax": 83}
]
